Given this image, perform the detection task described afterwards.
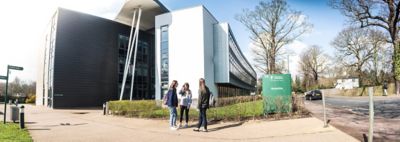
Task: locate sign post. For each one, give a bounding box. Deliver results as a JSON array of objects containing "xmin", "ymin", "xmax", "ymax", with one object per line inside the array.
[
  {"xmin": 262, "ymin": 74, "xmax": 292, "ymax": 114},
  {"xmin": 0, "ymin": 76, "xmax": 6, "ymax": 80},
  {"xmin": 3, "ymin": 65, "xmax": 23, "ymax": 124},
  {"xmin": 368, "ymin": 87, "xmax": 374, "ymax": 142}
]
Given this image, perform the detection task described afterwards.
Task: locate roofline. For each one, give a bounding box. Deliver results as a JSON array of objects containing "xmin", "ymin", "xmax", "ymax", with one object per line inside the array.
[
  {"xmin": 226, "ymin": 24, "xmax": 257, "ymax": 77},
  {"xmin": 154, "ymin": 0, "xmax": 170, "ymax": 12}
]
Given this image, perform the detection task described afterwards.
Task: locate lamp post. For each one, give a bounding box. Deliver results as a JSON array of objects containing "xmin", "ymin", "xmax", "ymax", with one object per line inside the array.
[{"xmin": 3, "ymin": 65, "xmax": 23, "ymax": 124}]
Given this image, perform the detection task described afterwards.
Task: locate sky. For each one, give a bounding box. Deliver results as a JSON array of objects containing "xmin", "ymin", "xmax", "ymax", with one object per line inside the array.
[{"xmin": 0, "ymin": 0, "xmax": 347, "ymax": 82}]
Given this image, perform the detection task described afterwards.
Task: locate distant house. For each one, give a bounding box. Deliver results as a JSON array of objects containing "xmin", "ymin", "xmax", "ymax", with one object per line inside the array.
[{"xmin": 335, "ymin": 78, "xmax": 359, "ymax": 90}]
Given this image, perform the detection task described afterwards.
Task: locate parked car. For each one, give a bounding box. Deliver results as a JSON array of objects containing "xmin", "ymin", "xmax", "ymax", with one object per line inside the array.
[{"xmin": 304, "ymin": 90, "xmax": 322, "ymax": 100}]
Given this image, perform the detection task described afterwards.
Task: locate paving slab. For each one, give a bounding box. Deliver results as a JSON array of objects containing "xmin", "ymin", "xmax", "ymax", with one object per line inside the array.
[{"xmin": 0, "ymin": 104, "xmax": 358, "ymax": 142}]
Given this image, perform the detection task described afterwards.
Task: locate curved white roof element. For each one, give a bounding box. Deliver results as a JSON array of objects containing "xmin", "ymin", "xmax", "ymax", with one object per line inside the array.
[{"xmin": 115, "ymin": 0, "xmax": 168, "ymax": 30}]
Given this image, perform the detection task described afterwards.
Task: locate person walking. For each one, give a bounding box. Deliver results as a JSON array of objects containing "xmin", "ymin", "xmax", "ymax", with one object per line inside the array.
[
  {"xmin": 193, "ymin": 78, "xmax": 211, "ymax": 132},
  {"xmin": 383, "ymin": 81, "xmax": 388, "ymax": 96},
  {"xmin": 166, "ymin": 80, "xmax": 179, "ymax": 130},
  {"xmin": 178, "ymin": 83, "xmax": 192, "ymax": 128}
]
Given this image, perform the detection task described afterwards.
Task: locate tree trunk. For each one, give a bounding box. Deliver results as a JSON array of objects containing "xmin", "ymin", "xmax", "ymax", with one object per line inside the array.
[
  {"xmin": 358, "ymin": 67, "xmax": 363, "ymax": 87},
  {"xmin": 270, "ymin": 56, "xmax": 276, "ymax": 74},
  {"xmin": 394, "ymin": 41, "xmax": 400, "ymax": 95}
]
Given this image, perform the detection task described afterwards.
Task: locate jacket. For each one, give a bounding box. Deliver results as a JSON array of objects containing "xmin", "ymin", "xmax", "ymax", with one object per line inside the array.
[
  {"xmin": 197, "ymin": 86, "xmax": 210, "ymax": 109},
  {"xmin": 167, "ymin": 88, "xmax": 178, "ymax": 107},
  {"xmin": 179, "ymin": 90, "xmax": 192, "ymax": 107}
]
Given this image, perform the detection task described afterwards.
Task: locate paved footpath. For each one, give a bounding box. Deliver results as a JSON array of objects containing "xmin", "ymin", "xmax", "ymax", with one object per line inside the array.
[{"xmin": 0, "ymin": 104, "xmax": 358, "ymax": 142}]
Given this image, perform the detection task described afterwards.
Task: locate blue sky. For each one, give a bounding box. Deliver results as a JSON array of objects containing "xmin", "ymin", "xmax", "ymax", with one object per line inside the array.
[
  {"xmin": 159, "ymin": 0, "xmax": 347, "ymax": 76},
  {"xmin": 0, "ymin": 0, "xmax": 347, "ymax": 81}
]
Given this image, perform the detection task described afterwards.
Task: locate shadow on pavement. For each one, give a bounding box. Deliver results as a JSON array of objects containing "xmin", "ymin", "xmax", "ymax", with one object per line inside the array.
[
  {"xmin": 362, "ymin": 133, "xmax": 367, "ymax": 142},
  {"xmin": 207, "ymin": 122, "xmax": 245, "ymax": 132}
]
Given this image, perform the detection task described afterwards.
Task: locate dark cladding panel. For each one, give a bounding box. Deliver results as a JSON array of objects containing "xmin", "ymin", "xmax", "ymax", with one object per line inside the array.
[{"xmin": 53, "ymin": 8, "xmax": 130, "ymax": 108}]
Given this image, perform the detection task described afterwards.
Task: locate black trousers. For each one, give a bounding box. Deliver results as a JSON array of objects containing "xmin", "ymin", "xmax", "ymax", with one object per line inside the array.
[
  {"xmin": 179, "ymin": 106, "xmax": 189, "ymax": 123},
  {"xmin": 197, "ymin": 108, "xmax": 207, "ymax": 129}
]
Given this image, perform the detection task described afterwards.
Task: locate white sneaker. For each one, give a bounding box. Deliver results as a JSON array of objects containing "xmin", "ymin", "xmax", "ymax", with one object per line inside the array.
[
  {"xmin": 184, "ymin": 123, "xmax": 188, "ymax": 128},
  {"xmin": 178, "ymin": 123, "xmax": 182, "ymax": 128},
  {"xmin": 170, "ymin": 127, "xmax": 177, "ymax": 130}
]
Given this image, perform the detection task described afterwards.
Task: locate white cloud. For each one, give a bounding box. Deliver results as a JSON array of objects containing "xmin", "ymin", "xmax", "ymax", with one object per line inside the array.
[
  {"xmin": 284, "ymin": 40, "xmax": 308, "ymax": 78},
  {"xmin": 0, "ymin": 0, "xmax": 124, "ymax": 82}
]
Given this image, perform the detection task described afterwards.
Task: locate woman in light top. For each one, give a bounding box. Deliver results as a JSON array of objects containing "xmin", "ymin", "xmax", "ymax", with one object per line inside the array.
[{"xmin": 178, "ymin": 82, "xmax": 192, "ymax": 128}]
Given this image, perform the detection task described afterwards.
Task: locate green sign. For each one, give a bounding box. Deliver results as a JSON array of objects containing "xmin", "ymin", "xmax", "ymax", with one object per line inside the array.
[
  {"xmin": 8, "ymin": 65, "xmax": 23, "ymax": 70},
  {"xmin": 262, "ymin": 74, "xmax": 292, "ymax": 114},
  {"xmin": 0, "ymin": 76, "xmax": 6, "ymax": 80}
]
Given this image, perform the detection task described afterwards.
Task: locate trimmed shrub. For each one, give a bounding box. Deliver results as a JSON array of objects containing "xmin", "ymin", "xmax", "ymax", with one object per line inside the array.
[
  {"xmin": 25, "ymin": 95, "xmax": 35, "ymax": 104},
  {"xmin": 216, "ymin": 95, "xmax": 262, "ymax": 107}
]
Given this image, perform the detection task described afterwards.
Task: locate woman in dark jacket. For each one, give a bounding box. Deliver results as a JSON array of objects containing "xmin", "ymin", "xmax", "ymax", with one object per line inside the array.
[
  {"xmin": 193, "ymin": 78, "xmax": 210, "ymax": 132},
  {"xmin": 167, "ymin": 80, "xmax": 178, "ymax": 130}
]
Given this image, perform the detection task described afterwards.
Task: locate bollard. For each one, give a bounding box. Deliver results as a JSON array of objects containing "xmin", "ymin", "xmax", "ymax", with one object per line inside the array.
[
  {"xmin": 103, "ymin": 103, "xmax": 106, "ymax": 115},
  {"xmin": 105, "ymin": 102, "xmax": 109, "ymax": 115},
  {"xmin": 322, "ymin": 90, "xmax": 328, "ymax": 128},
  {"xmin": 19, "ymin": 105, "xmax": 25, "ymax": 129},
  {"xmin": 368, "ymin": 87, "xmax": 374, "ymax": 142}
]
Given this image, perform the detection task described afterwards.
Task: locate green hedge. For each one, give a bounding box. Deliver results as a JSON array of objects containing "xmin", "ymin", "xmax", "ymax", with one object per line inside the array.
[{"xmin": 108, "ymin": 100, "xmax": 264, "ymax": 121}]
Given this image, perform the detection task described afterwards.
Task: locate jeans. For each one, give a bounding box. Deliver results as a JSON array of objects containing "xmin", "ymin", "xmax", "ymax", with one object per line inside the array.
[
  {"xmin": 179, "ymin": 106, "xmax": 189, "ymax": 123},
  {"xmin": 169, "ymin": 107, "xmax": 177, "ymax": 127},
  {"xmin": 197, "ymin": 108, "xmax": 207, "ymax": 129}
]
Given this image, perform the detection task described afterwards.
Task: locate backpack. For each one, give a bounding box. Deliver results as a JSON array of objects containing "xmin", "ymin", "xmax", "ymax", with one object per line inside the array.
[
  {"xmin": 209, "ymin": 92, "xmax": 215, "ymax": 107},
  {"xmin": 163, "ymin": 90, "xmax": 170, "ymax": 105}
]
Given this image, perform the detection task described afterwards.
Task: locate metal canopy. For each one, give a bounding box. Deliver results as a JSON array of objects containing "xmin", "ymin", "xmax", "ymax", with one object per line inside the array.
[{"xmin": 115, "ymin": 0, "xmax": 168, "ymax": 30}]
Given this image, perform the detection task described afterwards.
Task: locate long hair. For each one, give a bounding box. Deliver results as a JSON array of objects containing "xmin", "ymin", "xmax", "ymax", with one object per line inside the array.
[
  {"xmin": 170, "ymin": 80, "xmax": 178, "ymax": 89},
  {"xmin": 183, "ymin": 82, "xmax": 190, "ymax": 91},
  {"xmin": 199, "ymin": 78, "xmax": 206, "ymax": 94}
]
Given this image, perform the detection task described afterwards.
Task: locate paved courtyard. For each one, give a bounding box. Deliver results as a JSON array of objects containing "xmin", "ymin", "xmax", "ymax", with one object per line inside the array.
[{"xmin": 0, "ymin": 104, "xmax": 357, "ymax": 142}]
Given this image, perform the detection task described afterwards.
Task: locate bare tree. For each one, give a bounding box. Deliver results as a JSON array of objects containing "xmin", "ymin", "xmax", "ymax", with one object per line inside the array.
[
  {"xmin": 331, "ymin": 27, "xmax": 386, "ymax": 86},
  {"xmin": 236, "ymin": 0, "xmax": 312, "ymax": 74},
  {"xmin": 330, "ymin": 0, "xmax": 400, "ymax": 94},
  {"xmin": 299, "ymin": 45, "xmax": 330, "ymax": 88},
  {"xmin": 370, "ymin": 30, "xmax": 390, "ymax": 84}
]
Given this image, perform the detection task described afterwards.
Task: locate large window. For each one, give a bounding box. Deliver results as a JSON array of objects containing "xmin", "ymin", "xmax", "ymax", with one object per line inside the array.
[
  {"xmin": 118, "ymin": 34, "xmax": 153, "ymax": 99},
  {"xmin": 160, "ymin": 26, "xmax": 169, "ymax": 96}
]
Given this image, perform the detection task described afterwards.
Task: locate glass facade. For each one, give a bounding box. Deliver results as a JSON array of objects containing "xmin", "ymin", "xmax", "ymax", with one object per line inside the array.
[
  {"xmin": 228, "ymin": 32, "xmax": 256, "ymax": 86},
  {"xmin": 160, "ymin": 26, "xmax": 169, "ymax": 97},
  {"xmin": 118, "ymin": 34, "xmax": 154, "ymax": 99},
  {"xmin": 216, "ymin": 30, "xmax": 256, "ymax": 98},
  {"xmin": 45, "ymin": 13, "xmax": 57, "ymax": 107},
  {"xmin": 217, "ymin": 85, "xmax": 251, "ymax": 98}
]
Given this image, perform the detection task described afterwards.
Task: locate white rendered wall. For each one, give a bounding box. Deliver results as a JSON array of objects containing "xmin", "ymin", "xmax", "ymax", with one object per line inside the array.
[{"xmin": 156, "ymin": 6, "xmax": 217, "ymax": 99}]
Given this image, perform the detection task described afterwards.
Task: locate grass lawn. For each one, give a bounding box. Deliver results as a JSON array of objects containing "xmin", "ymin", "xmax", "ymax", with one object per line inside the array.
[
  {"xmin": 0, "ymin": 123, "xmax": 33, "ymax": 142},
  {"xmin": 109, "ymin": 100, "xmax": 268, "ymax": 121}
]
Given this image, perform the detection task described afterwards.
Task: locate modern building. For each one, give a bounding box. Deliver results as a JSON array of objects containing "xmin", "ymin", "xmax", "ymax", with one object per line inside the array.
[
  {"xmin": 36, "ymin": 0, "xmax": 256, "ymax": 108},
  {"xmin": 335, "ymin": 78, "xmax": 359, "ymax": 90},
  {"xmin": 155, "ymin": 6, "xmax": 257, "ymax": 100}
]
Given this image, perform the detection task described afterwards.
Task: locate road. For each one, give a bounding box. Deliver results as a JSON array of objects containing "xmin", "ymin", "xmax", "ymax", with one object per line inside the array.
[
  {"xmin": 312, "ymin": 96, "xmax": 400, "ymax": 119},
  {"xmin": 305, "ymin": 95, "xmax": 400, "ymax": 142}
]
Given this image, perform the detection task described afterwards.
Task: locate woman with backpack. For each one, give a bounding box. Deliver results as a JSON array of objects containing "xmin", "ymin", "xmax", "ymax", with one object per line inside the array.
[
  {"xmin": 178, "ymin": 82, "xmax": 192, "ymax": 128},
  {"xmin": 165, "ymin": 80, "xmax": 178, "ymax": 130}
]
